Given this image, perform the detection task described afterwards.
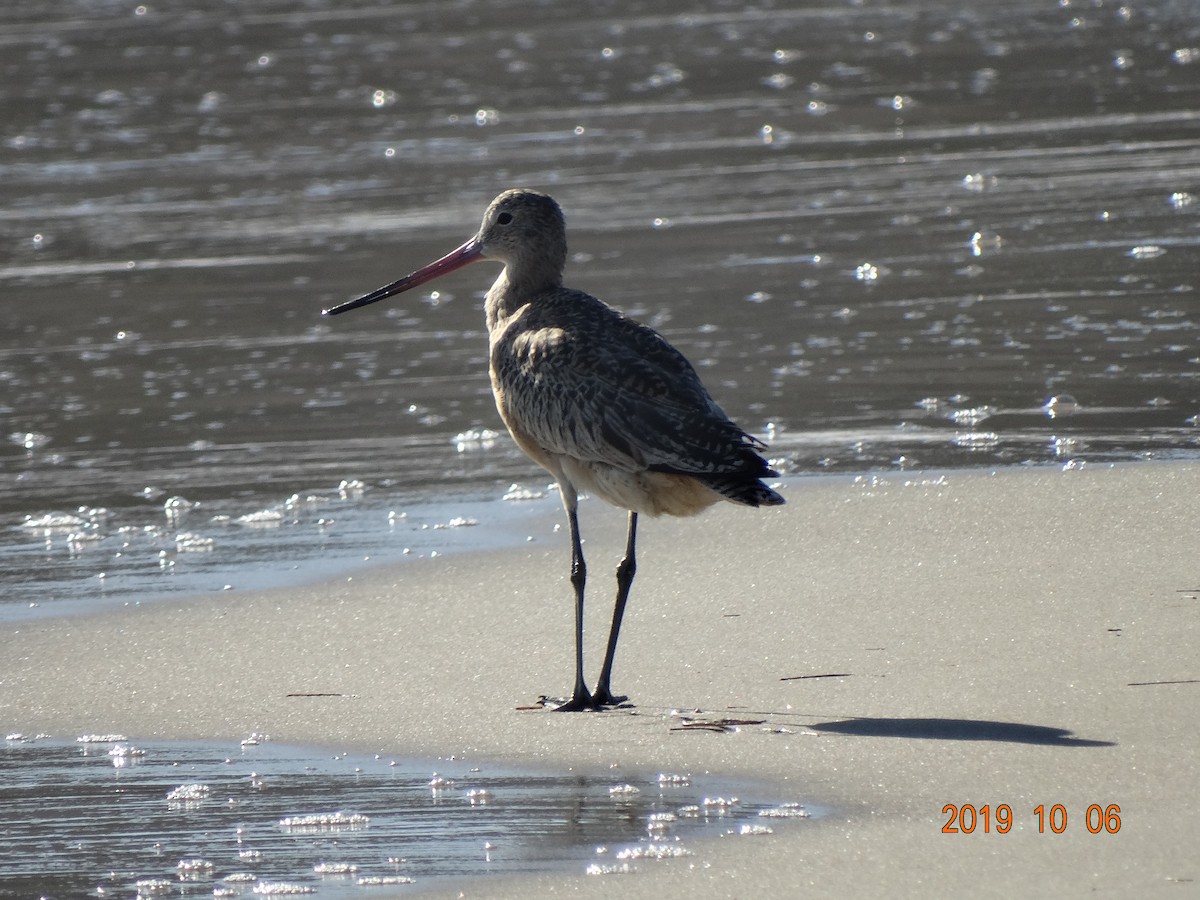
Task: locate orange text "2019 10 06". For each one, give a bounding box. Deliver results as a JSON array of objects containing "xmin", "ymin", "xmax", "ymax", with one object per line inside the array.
[{"xmin": 941, "ymin": 803, "xmax": 1122, "ymax": 834}]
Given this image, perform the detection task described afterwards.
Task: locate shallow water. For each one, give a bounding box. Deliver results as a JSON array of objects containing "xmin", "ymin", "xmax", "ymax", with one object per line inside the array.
[
  {"xmin": 1, "ymin": 733, "xmax": 808, "ymax": 897},
  {"xmin": 3, "ymin": 2, "xmax": 1199, "ymax": 605}
]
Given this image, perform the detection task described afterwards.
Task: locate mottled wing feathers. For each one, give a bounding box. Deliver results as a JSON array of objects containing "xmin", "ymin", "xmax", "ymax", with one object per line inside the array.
[{"xmin": 491, "ymin": 289, "xmax": 780, "ymax": 492}]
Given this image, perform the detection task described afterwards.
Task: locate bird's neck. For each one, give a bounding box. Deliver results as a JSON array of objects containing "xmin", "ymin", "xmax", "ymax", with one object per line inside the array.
[{"xmin": 484, "ymin": 263, "xmax": 562, "ymax": 332}]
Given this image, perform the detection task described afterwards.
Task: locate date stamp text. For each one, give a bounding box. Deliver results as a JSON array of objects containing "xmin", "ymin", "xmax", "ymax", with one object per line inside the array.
[{"xmin": 942, "ymin": 803, "xmax": 1122, "ymax": 834}]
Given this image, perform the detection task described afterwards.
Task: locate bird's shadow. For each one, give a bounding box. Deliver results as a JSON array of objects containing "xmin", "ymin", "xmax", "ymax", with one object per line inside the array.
[{"xmin": 808, "ymin": 716, "xmax": 1114, "ymax": 747}]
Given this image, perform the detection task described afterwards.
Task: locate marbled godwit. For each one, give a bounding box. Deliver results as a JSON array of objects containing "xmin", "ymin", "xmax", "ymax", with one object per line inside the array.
[{"xmin": 324, "ymin": 189, "xmax": 784, "ymax": 710}]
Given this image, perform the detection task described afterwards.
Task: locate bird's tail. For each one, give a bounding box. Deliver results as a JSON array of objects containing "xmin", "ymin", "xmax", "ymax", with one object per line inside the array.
[
  {"xmin": 696, "ymin": 473, "xmax": 785, "ymax": 507},
  {"xmin": 647, "ymin": 435, "xmax": 785, "ymax": 507}
]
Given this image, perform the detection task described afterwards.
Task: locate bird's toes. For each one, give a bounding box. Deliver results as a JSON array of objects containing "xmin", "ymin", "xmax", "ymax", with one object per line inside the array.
[
  {"xmin": 552, "ymin": 690, "xmax": 600, "ymax": 712},
  {"xmin": 590, "ymin": 688, "xmax": 631, "ymax": 708}
]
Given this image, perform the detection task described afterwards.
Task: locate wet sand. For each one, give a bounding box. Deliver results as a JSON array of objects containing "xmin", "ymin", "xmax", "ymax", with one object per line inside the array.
[{"xmin": 3, "ymin": 462, "xmax": 1198, "ymax": 897}]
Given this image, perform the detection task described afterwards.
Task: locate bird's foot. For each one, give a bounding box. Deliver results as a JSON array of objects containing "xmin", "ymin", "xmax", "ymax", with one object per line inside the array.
[
  {"xmin": 590, "ymin": 686, "xmax": 631, "ymax": 708},
  {"xmin": 540, "ymin": 684, "xmax": 629, "ymax": 711},
  {"xmin": 552, "ymin": 686, "xmax": 600, "ymax": 712},
  {"xmin": 554, "ymin": 696, "xmax": 598, "ymax": 712}
]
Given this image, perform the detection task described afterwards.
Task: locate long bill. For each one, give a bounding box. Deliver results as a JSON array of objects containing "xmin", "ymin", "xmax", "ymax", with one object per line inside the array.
[{"xmin": 321, "ymin": 237, "xmax": 484, "ymax": 316}]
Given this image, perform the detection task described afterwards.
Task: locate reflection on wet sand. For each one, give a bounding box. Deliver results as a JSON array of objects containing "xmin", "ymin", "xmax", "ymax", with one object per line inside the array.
[{"xmin": 1, "ymin": 734, "xmax": 808, "ymax": 897}]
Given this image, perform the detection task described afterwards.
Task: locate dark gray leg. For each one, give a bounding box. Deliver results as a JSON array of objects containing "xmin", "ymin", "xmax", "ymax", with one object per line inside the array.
[
  {"xmin": 555, "ymin": 505, "xmax": 597, "ymax": 711},
  {"xmin": 592, "ymin": 511, "xmax": 637, "ymax": 707}
]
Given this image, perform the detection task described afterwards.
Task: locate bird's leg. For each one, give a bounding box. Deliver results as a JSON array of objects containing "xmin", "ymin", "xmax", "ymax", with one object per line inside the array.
[
  {"xmin": 592, "ymin": 511, "xmax": 637, "ymax": 707},
  {"xmin": 555, "ymin": 504, "xmax": 597, "ymax": 711}
]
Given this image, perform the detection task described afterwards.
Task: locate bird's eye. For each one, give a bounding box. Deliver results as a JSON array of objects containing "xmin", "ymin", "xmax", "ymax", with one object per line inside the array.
[{"xmin": 496, "ymin": 212, "xmax": 513, "ymax": 225}]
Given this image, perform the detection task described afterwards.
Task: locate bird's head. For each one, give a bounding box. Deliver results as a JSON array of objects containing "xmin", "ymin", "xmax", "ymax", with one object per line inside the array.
[
  {"xmin": 473, "ymin": 189, "xmax": 567, "ymax": 275},
  {"xmin": 322, "ymin": 188, "xmax": 566, "ymax": 317}
]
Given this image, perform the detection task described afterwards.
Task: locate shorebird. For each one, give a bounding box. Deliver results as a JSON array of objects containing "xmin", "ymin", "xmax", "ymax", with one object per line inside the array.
[{"xmin": 324, "ymin": 189, "xmax": 784, "ymax": 710}]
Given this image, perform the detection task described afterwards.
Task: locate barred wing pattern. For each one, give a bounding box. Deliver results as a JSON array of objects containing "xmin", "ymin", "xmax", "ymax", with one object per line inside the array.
[{"xmin": 491, "ymin": 288, "xmax": 780, "ymax": 504}]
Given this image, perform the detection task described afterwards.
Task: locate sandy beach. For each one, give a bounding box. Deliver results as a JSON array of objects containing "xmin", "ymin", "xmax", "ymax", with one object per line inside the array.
[{"xmin": 2, "ymin": 462, "xmax": 1197, "ymax": 897}]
